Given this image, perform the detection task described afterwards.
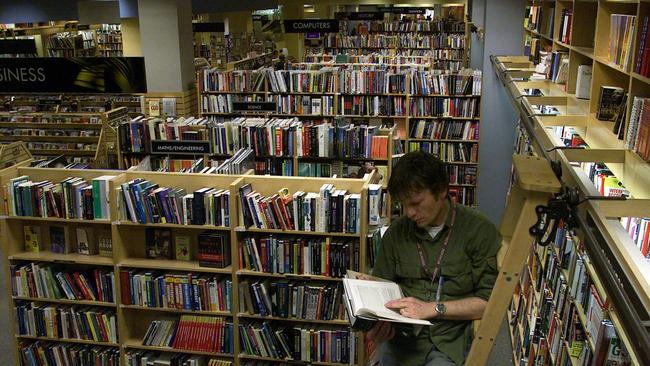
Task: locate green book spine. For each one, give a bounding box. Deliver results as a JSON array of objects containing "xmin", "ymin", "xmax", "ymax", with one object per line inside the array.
[{"xmin": 92, "ymin": 180, "xmax": 102, "ymax": 219}]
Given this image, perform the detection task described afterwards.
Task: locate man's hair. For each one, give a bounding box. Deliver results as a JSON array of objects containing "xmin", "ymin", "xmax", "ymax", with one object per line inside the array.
[{"xmin": 388, "ymin": 151, "xmax": 449, "ymax": 201}]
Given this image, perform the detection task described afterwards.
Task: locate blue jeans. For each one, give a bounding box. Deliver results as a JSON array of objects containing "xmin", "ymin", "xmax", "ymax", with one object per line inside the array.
[{"xmin": 375, "ymin": 341, "xmax": 457, "ymax": 366}]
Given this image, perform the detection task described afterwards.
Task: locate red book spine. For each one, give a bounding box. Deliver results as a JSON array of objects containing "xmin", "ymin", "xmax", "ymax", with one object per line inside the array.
[
  {"xmin": 94, "ymin": 270, "xmax": 104, "ymax": 302},
  {"xmin": 65, "ymin": 272, "xmax": 84, "ymax": 300},
  {"xmin": 73, "ymin": 272, "xmax": 92, "ymax": 300}
]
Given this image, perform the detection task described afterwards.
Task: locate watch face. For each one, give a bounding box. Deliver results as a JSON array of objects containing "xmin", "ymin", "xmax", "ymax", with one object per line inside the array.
[{"xmin": 436, "ymin": 303, "xmax": 446, "ymax": 314}]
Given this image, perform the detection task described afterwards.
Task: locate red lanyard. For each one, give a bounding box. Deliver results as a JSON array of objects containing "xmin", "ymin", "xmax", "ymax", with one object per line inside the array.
[{"xmin": 415, "ymin": 204, "xmax": 457, "ymax": 286}]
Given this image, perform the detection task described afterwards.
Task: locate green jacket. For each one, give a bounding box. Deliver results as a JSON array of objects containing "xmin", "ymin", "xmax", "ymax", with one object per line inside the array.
[{"xmin": 373, "ymin": 202, "xmax": 501, "ymax": 366}]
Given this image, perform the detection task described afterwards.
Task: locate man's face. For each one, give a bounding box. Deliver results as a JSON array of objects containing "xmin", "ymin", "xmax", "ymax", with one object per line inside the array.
[{"xmin": 400, "ymin": 189, "xmax": 446, "ymax": 228}]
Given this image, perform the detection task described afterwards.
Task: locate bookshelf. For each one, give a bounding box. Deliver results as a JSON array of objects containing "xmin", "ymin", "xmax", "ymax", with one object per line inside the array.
[
  {"xmin": 0, "ymin": 166, "xmax": 374, "ymax": 365},
  {"xmin": 493, "ymin": 53, "xmax": 650, "ymax": 365},
  {"xmin": 197, "ymin": 67, "xmax": 481, "ymax": 207},
  {"xmin": 0, "ymin": 106, "xmax": 129, "ymax": 167}
]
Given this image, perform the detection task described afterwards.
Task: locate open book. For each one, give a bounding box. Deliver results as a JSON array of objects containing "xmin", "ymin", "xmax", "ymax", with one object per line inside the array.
[{"xmin": 343, "ymin": 270, "xmax": 432, "ymax": 330}]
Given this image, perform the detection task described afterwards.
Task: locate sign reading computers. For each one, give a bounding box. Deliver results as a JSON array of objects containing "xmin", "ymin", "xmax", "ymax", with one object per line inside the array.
[{"xmin": 283, "ymin": 19, "xmax": 339, "ymax": 33}]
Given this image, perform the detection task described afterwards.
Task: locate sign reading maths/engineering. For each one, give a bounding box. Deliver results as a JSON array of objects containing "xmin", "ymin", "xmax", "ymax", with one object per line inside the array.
[
  {"xmin": 284, "ymin": 19, "xmax": 339, "ymax": 33},
  {"xmin": 151, "ymin": 140, "xmax": 211, "ymax": 155},
  {"xmin": 0, "ymin": 57, "xmax": 147, "ymax": 93},
  {"xmin": 232, "ymin": 101, "xmax": 277, "ymax": 112}
]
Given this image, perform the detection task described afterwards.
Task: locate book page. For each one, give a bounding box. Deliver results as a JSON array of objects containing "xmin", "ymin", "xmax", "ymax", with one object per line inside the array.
[{"xmin": 343, "ymin": 278, "xmax": 431, "ymax": 325}]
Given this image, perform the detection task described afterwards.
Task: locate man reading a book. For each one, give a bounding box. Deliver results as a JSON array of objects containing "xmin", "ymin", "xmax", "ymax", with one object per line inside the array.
[{"xmin": 367, "ymin": 151, "xmax": 501, "ymax": 366}]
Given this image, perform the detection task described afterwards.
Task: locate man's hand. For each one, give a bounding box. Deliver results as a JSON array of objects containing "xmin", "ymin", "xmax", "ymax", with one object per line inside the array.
[
  {"xmin": 385, "ymin": 297, "xmax": 437, "ymax": 320},
  {"xmin": 367, "ymin": 321, "xmax": 394, "ymax": 343}
]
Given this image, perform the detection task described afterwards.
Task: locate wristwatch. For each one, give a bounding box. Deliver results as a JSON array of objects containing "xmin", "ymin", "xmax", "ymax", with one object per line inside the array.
[{"xmin": 435, "ymin": 302, "xmax": 447, "ymax": 317}]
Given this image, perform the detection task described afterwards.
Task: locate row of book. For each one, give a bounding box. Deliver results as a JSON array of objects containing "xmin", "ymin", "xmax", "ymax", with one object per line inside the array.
[
  {"xmin": 295, "ymin": 123, "xmax": 390, "ymax": 159},
  {"xmin": 254, "ymin": 159, "xmax": 294, "ymax": 177},
  {"xmin": 20, "ymin": 342, "xmax": 119, "ymax": 366},
  {"xmin": 409, "ymin": 97, "xmax": 480, "ymax": 118},
  {"xmin": 339, "ymin": 95, "xmax": 406, "ymax": 116},
  {"xmin": 625, "ymin": 96, "xmax": 650, "ymax": 161},
  {"xmin": 558, "ymin": 8, "xmax": 572, "ymax": 44},
  {"xmin": 239, "ymin": 280, "xmax": 345, "ymax": 321},
  {"xmin": 0, "ymin": 128, "xmax": 99, "ymax": 138},
  {"xmin": 22, "ymin": 224, "xmax": 112, "ymax": 256},
  {"xmin": 118, "ymin": 116, "xmax": 210, "ymax": 153},
  {"xmin": 16, "ymin": 303, "xmax": 118, "ymax": 343},
  {"xmin": 447, "ymin": 165, "xmax": 478, "ymax": 186},
  {"xmin": 11, "ymin": 263, "xmax": 115, "ymax": 303},
  {"xmin": 303, "ymin": 53, "xmax": 448, "ymax": 65},
  {"xmin": 407, "ymin": 141, "xmax": 478, "ymax": 163},
  {"xmin": 126, "ymin": 351, "xmax": 231, "ymax": 366},
  {"xmin": 621, "ymin": 216, "xmax": 650, "ymax": 258},
  {"xmin": 609, "ymin": 14, "xmax": 636, "ymax": 70},
  {"xmin": 323, "ymin": 34, "xmax": 465, "ymax": 49},
  {"xmin": 7, "ymin": 175, "xmax": 114, "ymax": 220},
  {"xmin": 119, "ymin": 270, "xmax": 232, "ymax": 312},
  {"xmin": 448, "ymin": 186, "xmax": 475, "ymax": 207},
  {"xmin": 274, "ymin": 95, "xmax": 335, "ymax": 115},
  {"xmin": 118, "ymin": 179, "xmax": 231, "ymax": 226},
  {"xmin": 297, "ymin": 161, "xmax": 387, "ymax": 181},
  {"xmin": 367, "ymin": 20, "xmax": 465, "ymax": 33},
  {"xmin": 409, "ymin": 119, "xmax": 479, "ymax": 140},
  {"xmin": 25, "ymin": 142, "xmax": 97, "ymax": 151},
  {"xmin": 239, "ymin": 236, "xmax": 360, "ymax": 278},
  {"xmin": 142, "ymin": 316, "xmax": 234, "ymax": 354},
  {"xmin": 634, "ymin": 15, "xmax": 650, "ymax": 77},
  {"xmin": 238, "ymin": 321, "xmax": 357, "ymax": 364},
  {"xmin": 239, "ymin": 184, "xmax": 362, "ymax": 234},
  {"xmin": 0, "ymin": 112, "xmax": 102, "ymax": 124},
  {"xmin": 202, "ymin": 68, "xmax": 481, "ymax": 94},
  {"xmin": 200, "ymin": 94, "xmax": 265, "ymax": 114}
]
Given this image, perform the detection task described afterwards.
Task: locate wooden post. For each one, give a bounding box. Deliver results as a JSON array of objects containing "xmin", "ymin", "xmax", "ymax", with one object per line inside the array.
[{"xmin": 465, "ymin": 155, "xmax": 561, "ymax": 366}]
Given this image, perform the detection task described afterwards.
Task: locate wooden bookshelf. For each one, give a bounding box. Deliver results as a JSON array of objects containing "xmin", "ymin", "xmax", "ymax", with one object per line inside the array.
[
  {"xmin": 0, "ymin": 165, "xmax": 374, "ymax": 365},
  {"xmin": 494, "ymin": 46, "xmax": 650, "ymax": 365}
]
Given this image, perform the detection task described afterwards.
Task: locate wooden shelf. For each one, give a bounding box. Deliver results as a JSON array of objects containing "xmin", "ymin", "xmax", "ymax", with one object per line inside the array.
[
  {"xmin": 0, "ymin": 136, "xmax": 99, "ymax": 142},
  {"xmin": 3, "ymin": 215, "xmax": 111, "ymax": 225},
  {"xmin": 118, "ymin": 258, "xmax": 232, "ymax": 274},
  {"xmin": 122, "ymin": 340, "xmax": 234, "ymax": 357},
  {"xmin": 8, "ymin": 252, "xmax": 114, "ymax": 266},
  {"xmin": 30, "ymin": 149, "xmax": 96, "ymax": 156},
  {"xmin": 571, "ymin": 46, "xmax": 594, "ymax": 59},
  {"xmin": 408, "ymin": 138, "xmax": 479, "ymax": 143},
  {"xmin": 0, "ymin": 123, "xmax": 102, "ymax": 129},
  {"xmin": 237, "ymin": 269, "xmax": 342, "ymax": 282},
  {"xmin": 238, "ymin": 354, "xmax": 352, "ymax": 366},
  {"xmin": 115, "ymin": 220, "xmax": 230, "ymax": 231},
  {"xmin": 594, "ymin": 56, "xmax": 630, "ymax": 76},
  {"xmin": 120, "ymin": 305, "xmax": 232, "ymax": 316},
  {"xmin": 237, "ymin": 313, "xmax": 349, "ymax": 325},
  {"xmin": 13, "ymin": 296, "xmax": 117, "ymax": 307},
  {"xmin": 631, "ymin": 72, "xmax": 650, "ymax": 85},
  {"xmin": 237, "ymin": 226, "xmax": 360, "ymax": 238},
  {"xmin": 16, "ymin": 335, "xmax": 118, "ymax": 347}
]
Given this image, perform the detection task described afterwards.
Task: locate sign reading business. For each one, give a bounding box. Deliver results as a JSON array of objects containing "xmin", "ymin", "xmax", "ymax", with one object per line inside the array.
[
  {"xmin": 192, "ymin": 22, "xmax": 225, "ymax": 33},
  {"xmin": 232, "ymin": 101, "xmax": 277, "ymax": 112},
  {"xmin": 284, "ymin": 19, "xmax": 339, "ymax": 33},
  {"xmin": 0, "ymin": 57, "xmax": 147, "ymax": 93},
  {"xmin": 378, "ymin": 7, "xmax": 428, "ymax": 14},
  {"xmin": 151, "ymin": 140, "xmax": 211, "ymax": 155}
]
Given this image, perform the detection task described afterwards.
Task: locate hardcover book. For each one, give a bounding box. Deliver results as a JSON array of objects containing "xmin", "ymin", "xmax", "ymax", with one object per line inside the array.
[
  {"xmin": 97, "ymin": 230, "xmax": 113, "ymax": 257},
  {"xmin": 197, "ymin": 231, "xmax": 230, "ymax": 268},
  {"xmin": 597, "ymin": 86, "xmax": 625, "ymax": 121}
]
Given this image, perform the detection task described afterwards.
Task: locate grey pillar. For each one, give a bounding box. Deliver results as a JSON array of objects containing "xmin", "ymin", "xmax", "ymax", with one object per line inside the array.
[
  {"xmin": 137, "ymin": 0, "xmax": 195, "ymax": 92},
  {"xmin": 476, "ymin": 0, "xmax": 527, "ymax": 225}
]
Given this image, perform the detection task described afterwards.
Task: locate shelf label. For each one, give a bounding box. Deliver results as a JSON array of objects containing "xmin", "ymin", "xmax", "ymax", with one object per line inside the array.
[
  {"xmin": 378, "ymin": 7, "xmax": 429, "ymax": 14},
  {"xmin": 335, "ymin": 12, "xmax": 384, "ymax": 21},
  {"xmin": 284, "ymin": 19, "xmax": 339, "ymax": 33},
  {"xmin": 0, "ymin": 57, "xmax": 147, "ymax": 93},
  {"xmin": 151, "ymin": 140, "xmax": 211, "ymax": 155},
  {"xmin": 232, "ymin": 101, "xmax": 276, "ymax": 112}
]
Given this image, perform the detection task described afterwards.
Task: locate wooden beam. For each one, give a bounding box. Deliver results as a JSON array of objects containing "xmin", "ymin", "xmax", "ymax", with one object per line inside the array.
[{"xmin": 596, "ymin": 199, "xmax": 650, "ymax": 218}]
